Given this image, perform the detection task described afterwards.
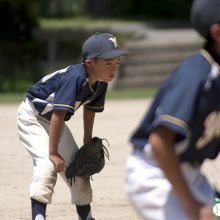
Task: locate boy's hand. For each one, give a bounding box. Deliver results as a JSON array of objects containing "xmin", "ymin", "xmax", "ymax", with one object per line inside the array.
[
  {"xmin": 199, "ymin": 206, "xmax": 218, "ymax": 220},
  {"xmin": 49, "ymin": 153, "xmax": 65, "ymax": 172},
  {"xmin": 186, "ymin": 202, "xmax": 217, "ymax": 220}
]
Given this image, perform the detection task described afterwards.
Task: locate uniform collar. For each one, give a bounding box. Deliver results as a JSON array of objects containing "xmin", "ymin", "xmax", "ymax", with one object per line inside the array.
[{"xmin": 82, "ymin": 63, "xmax": 99, "ymax": 93}]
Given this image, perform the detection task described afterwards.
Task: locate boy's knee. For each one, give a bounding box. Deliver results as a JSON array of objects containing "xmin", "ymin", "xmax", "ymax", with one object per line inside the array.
[{"xmin": 30, "ymin": 164, "xmax": 57, "ymax": 204}]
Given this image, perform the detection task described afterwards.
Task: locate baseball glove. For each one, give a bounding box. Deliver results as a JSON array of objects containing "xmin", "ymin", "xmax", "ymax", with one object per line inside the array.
[{"xmin": 65, "ymin": 137, "xmax": 109, "ymax": 185}]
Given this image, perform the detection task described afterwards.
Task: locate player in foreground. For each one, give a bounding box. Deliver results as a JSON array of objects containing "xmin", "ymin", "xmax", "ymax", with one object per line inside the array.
[
  {"xmin": 125, "ymin": 0, "xmax": 220, "ymax": 219},
  {"xmin": 16, "ymin": 32, "xmax": 130, "ymax": 220}
]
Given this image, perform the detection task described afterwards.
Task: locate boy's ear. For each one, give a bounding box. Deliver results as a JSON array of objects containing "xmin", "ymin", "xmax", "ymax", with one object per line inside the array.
[
  {"xmin": 84, "ymin": 59, "xmax": 93, "ymax": 66},
  {"xmin": 210, "ymin": 24, "xmax": 220, "ymax": 43}
]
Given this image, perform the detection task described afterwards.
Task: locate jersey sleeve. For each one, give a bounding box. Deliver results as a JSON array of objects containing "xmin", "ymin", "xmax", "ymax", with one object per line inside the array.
[
  {"xmin": 150, "ymin": 66, "xmax": 203, "ymax": 139},
  {"xmin": 84, "ymin": 82, "xmax": 108, "ymax": 112},
  {"xmin": 53, "ymin": 71, "xmax": 83, "ymax": 114}
]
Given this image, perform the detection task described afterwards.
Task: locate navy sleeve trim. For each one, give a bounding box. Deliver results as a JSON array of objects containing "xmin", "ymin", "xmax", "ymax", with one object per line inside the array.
[
  {"xmin": 84, "ymin": 105, "xmax": 104, "ymax": 112},
  {"xmin": 84, "ymin": 105, "xmax": 104, "ymax": 109}
]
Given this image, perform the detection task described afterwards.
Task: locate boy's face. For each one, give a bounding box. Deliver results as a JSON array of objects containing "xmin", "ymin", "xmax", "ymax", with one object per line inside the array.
[{"xmin": 88, "ymin": 57, "xmax": 121, "ymax": 83}]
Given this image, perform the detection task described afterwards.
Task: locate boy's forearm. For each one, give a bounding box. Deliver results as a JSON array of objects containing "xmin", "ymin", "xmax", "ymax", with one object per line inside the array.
[
  {"xmin": 49, "ymin": 110, "xmax": 65, "ymax": 154},
  {"xmin": 149, "ymin": 127, "xmax": 199, "ymax": 210},
  {"xmin": 83, "ymin": 107, "xmax": 95, "ymax": 144}
]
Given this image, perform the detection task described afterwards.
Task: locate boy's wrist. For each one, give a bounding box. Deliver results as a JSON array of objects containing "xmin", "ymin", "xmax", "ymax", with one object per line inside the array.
[
  {"xmin": 49, "ymin": 149, "xmax": 59, "ymax": 155},
  {"xmin": 83, "ymin": 136, "xmax": 92, "ymax": 144}
]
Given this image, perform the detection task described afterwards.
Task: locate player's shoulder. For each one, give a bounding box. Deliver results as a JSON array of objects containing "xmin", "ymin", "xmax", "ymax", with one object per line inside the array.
[
  {"xmin": 178, "ymin": 51, "xmax": 211, "ymax": 77},
  {"xmin": 65, "ymin": 64, "xmax": 86, "ymax": 79},
  {"xmin": 159, "ymin": 51, "xmax": 213, "ymax": 93},
  {"xmin": 170, "ymin": 51, "xmax": 212, "ymax": 84},
  {"xmin": 51, "ymin": 64, "xmax": 87, "ymax": 90}
]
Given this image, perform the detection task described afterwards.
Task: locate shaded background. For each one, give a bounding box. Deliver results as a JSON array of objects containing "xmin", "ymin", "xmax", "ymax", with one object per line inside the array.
[{"xmin": 0, "ymin": 0, "xmax": 193, "ymax": 93}]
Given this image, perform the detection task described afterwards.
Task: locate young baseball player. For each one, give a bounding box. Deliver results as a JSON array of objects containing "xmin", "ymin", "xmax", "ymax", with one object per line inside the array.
[
  {"xmin": 17, "ymin": 32, "xmax": 130, "ymax": 220},
  {"xmin": 125, "ymin": 0, "xmax": 220, "ymax": 219}
]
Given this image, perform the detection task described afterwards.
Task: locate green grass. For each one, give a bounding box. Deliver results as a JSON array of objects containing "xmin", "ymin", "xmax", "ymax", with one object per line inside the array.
[
  {"xmin": 106, "ymin": 87, "xmax": 157, "ymax": 99},
  {"xmin": 0, "ymin": 87, "xmax": 157, "ymax": 104},
  {"xmin": 39, "ymin": 17, "xmax": 135, "ymax": 44},
  {"xmin": 39, "ymin": 17, "xmax": 137, "ymax": 28},
  {"xmin": 0, "ymin": 93, "xmax": 25, "ymax": 104}
]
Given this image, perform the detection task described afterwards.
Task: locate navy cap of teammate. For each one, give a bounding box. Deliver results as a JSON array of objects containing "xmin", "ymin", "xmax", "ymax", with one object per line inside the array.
[
  {"xmin": 191, "ymin": 0, "xmax": 220, "ymax": 39},
  {"xmin": 82, "ymin": 32, "xmax": 131, "ymax": 60}
]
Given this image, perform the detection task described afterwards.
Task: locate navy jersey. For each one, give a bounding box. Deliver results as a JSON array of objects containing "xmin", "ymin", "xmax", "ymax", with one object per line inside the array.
[
  {"xmin": 26, "ymin": 64, "xmax": 108, "ymax": 121},
  {"xmin": 131, "ymin": 49, "xmax": 220, "ymax": 164}
]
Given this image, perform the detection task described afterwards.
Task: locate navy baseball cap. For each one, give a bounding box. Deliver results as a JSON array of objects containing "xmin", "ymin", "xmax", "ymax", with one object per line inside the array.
[
  {"xmin": 191, "ymin": 0, "xmax": 220, "ymax": 38},
  {"xmin": 82, "ymin": 32, "xmax": 131, "ymax": 60}
]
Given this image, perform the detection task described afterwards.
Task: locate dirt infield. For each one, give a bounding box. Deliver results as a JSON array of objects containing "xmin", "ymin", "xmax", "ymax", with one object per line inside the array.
[{"xmin": 0, "ymin": 99, "xmax": 220, "ymax": 220}]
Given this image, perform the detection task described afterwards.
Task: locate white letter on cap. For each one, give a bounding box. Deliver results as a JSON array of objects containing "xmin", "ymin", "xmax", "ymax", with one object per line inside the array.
[{"xmin": 108, "ymin": 37, "xmax": 118, "ymax": 48}]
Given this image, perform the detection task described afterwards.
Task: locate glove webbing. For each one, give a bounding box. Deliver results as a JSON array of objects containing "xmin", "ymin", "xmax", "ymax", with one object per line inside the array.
[{"xmin": 66, "ymin": 138, "xmax": 110, "ymax": 186}]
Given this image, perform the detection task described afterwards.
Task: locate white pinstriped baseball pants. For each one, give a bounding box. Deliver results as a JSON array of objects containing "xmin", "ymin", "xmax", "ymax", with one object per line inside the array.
[
  {"xmin": 16, "ymin": 99, "xmax": 92, "ymax": 205},
  {"xmin": 125, "ymin": 144, "xmax": 214, "ymax": 220}
]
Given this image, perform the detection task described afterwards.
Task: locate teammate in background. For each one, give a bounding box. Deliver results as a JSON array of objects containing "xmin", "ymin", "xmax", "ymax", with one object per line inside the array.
[
  {"xmin": 125, "ymin": 0, "xmax": 220, "ymax": 219},
  {"xmin": 17, "ymin": 32, "xmax": 130, "ymax": 220}
]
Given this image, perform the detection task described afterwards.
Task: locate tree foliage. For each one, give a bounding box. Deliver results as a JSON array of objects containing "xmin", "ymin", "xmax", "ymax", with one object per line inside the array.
[
  {"xmin": 85, "ymin": 0, "xmax": 192, "ymax": 20},
  {"xmin": 0, "ymin": 0, "xmax": 38, "ymax": 41},
  {"xmin": 37, "ymin": 0, "xmax": 86, "ymax": 18},
  {"xmin": 0, "ymin": 0, "xmax": 193, "ymax": 92},
  {"xmin": 36, "ymin": 0, "xmax": 192, "ymax": 20},
  {"xmin": 0, "ymin": 0, "xmax": 40, "ymax": 92}
]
